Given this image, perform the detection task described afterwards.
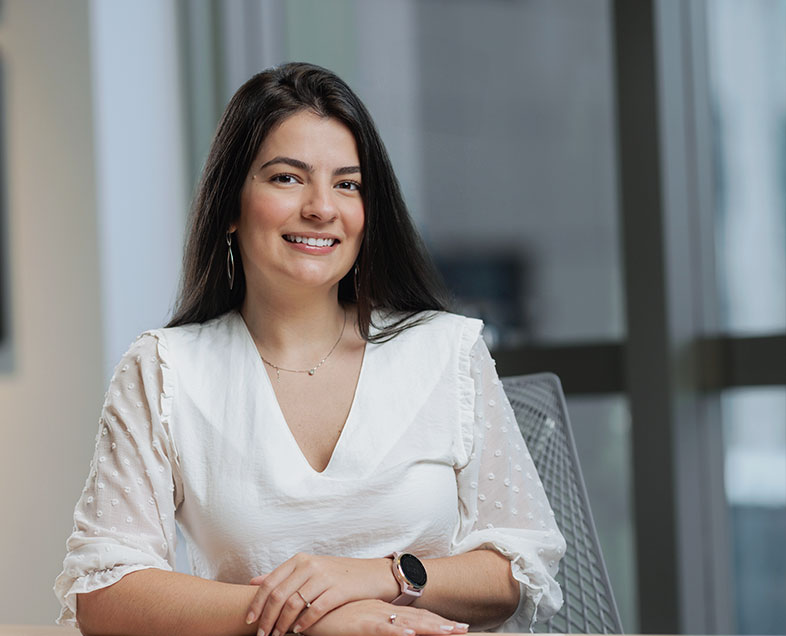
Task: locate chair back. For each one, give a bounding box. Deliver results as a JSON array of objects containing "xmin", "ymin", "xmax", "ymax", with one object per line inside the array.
[{"xmin": 502, "ymin": 372, "xmax": 623, "ymax": 633}]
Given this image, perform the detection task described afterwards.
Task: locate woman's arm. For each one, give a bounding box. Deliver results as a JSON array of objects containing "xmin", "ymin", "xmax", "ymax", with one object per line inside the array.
[
  {"xmin": 246, "ymin": 550, "xmax": 514, "ymax": 636},
  {"xmin": 55, "ymin": 335, "xmax": 186, "ymax": 625},
  {"xmin": 76, "ymin": 569, "xmax": 258, "ymax": 636},
  {"xmin": 414, "ymin": 550, "xmax": 520, "ymax": 630},
  {"xmin": 76, "ymin": 569, "xmax": 467, "ymax": 636}
]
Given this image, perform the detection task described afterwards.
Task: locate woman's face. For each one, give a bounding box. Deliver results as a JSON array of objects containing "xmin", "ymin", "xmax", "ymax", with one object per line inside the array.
[{"xmin": 234, "ymin": 111, "xmax": 364, "ymax": 299}]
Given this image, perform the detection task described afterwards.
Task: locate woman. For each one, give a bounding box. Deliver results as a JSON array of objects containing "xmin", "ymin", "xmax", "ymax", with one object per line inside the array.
[{"xmin": 55, "ymin": 63, "xmax": 565, "ymax": 636}]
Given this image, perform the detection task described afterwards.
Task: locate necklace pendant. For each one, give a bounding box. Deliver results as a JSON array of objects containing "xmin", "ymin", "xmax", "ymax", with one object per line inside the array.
[{"xmin": 308, "ymin": 368, "xmax": 316, "ymax": 376}]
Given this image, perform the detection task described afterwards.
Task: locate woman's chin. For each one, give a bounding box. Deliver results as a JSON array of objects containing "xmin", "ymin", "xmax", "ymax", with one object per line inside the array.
[{"xmin": 281, "ymin": 271, "xmax": 344, "ymax": 294}]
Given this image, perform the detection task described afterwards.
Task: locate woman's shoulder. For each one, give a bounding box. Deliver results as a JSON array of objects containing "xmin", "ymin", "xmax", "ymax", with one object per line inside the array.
[
  {"xmin": 126, "ymin": 311, "xmax": 244, "ymax": 374},
  {"xmin": 371, "ymin": 308, "xmax": 484, "ymax": 348},
  {"xmin": 140, "ymin": 310, "xmax": 241, "ymax": 349}
]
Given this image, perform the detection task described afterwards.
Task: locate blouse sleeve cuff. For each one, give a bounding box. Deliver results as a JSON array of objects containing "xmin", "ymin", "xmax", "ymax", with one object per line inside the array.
[
  {"xmin": 54, "ymin": 540, "xmax": 174, "ymax": 625},
  {"xmin": 55, "ymin": 563, "xmax": 168, "ymax": 625},
  {"xmin": 451, "ymin": 530, "xmax": 564, "ymax": 632}
]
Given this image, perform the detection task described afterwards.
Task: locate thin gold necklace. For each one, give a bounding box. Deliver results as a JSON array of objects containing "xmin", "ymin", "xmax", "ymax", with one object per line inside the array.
[{"xmin": 259, "ymin": 310, "xmax": 347, "ymax": 382}]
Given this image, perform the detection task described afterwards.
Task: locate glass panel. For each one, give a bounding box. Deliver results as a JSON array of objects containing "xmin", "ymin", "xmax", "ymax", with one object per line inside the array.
[
  {"xmin": 568, "ymin": 395, "xmax": 638, "ymax": 632},
  {"xmin": 414, "ymin": 0, "xmax": 623, "ymax": 346},
  {"xmin": 722, "ymin": 387, "xmax": 786, "ymax": 634},
  {"xmin": 707, "ymin": 0, "xmax": 786, "ymax": 335},
  {"xmin": 282, "ymin": 0, "xmax": 624, "ymax": 347}
]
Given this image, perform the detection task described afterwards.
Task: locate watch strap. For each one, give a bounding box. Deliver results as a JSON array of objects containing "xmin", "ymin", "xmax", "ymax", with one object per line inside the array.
[{"xmin": 389, "ymin": 551, "xmax": 425, "ymax": 605}]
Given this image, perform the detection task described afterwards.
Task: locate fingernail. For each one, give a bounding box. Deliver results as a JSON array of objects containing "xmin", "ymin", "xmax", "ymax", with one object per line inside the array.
[
  {"xmin": 440, "ymin": 626, "xmax": 455, "ymax": 633},
  {"xmin": 404, "ymin": 630, "xmax": 415, "ymax": 635},
  {"xmin": 257, "ymin": 630, "xmax": 264, "ymax": 636},
  {"xmin": 456, "ymin": 624, "xmax": 469, "ymax": 631},
  {"xmin": 293, "ymin": 625, "xmax": 302, "ymax": 634},
  {"xmin": 246, "ymin": 612, "xmax": 256, "ymax": 625},
  {"xmin": 272, "ymin": 630, "xmax": 280, "ymax": 636}
]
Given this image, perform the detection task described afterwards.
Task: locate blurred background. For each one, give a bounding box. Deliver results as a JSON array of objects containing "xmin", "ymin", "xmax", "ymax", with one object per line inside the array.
[{"xmin": 0, "ymin": 0, "xmax": 784, "ymax": 633}]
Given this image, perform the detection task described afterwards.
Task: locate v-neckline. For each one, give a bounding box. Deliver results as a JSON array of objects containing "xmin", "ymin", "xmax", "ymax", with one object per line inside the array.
[{"xmin": 235, "ymin": 310, "xmax": 370, "ymax": 476}]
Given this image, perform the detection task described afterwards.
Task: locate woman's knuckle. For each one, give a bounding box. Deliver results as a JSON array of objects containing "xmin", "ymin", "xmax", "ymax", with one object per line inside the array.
[
  {"xmin": 269, "ymin": 588, "xmax": 286, "ymax": 604},
  {"xmin": 372, "ymin": 622, "xmax": 391, "ymax": 636}
]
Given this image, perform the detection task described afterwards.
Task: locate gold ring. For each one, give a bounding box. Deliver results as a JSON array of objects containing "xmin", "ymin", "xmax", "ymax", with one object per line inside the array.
[
  {"xmin": 296, "ymin": 590, "xmax": 311, "ymax": 608},
  {"xmin": 389, "ymin": 614, "xmax": 397, "ymax": 624}
]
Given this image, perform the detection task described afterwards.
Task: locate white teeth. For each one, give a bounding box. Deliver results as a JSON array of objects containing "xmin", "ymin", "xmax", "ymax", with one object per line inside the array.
[{"xmin": 285, "ymin": 235, "xmax": 335, "ymax": 247}]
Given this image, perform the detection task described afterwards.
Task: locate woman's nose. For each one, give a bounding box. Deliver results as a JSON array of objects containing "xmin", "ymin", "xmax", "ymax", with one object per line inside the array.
[{"xmin": 302, "ymin": 183, "xmax": 338, "ymax": 222}]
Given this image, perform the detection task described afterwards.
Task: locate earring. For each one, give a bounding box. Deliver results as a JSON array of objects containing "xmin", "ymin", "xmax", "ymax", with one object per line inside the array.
[
  {"xmin": 353, "ymin": 264, "xmax": 359, "ymax": 299},
  {"xmin": 226, "ymin": 231, "xmax": 235, "ymax": 290}
]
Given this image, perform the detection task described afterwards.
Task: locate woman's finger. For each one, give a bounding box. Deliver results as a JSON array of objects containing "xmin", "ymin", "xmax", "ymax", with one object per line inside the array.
[
  {"xmin": 255, "ymin": 570, "xmax": 312, "ymax": 636},
  {"xmin": 303, "ymin": 600, "xmax": 469, "ymax": 636},
  {"xmin": 385, "ymin": 608, "xmax": 469, "ymax": 635},
  {"xmin": 290, "ymin": 586, "xmax": 341, "ymax": 634},
  {"xmin": 368, "ymin": 622, "xmax": 416, "ymax": 636},
  {"xmin": 249, "ymin": 574, "xmax": 268, "ymax": 585},
  {"xmin": 271, "ymin": 585, "xmax": 322, "ymax": 636},
  {"xmin": 363, "ymin": 613, "xmax": 464, "ymax": 636},
  {"xmin": 245, "ymin": 562, "xmax": 296, "ymax": 624}
]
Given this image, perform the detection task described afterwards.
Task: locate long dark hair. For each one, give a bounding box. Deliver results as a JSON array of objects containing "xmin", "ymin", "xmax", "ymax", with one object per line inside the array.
[{"xmin": 168, "ymin": 62, "xmax": 449, "ymax": 340}]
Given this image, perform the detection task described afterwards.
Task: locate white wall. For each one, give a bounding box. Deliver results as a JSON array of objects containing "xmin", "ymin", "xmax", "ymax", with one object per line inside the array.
[
  {"xmin": 90, "ymin": 0, "xmax": 187, "ymax": 380},
  {"xmin": 0, "ymin": 0, "xmax": 187, "ymax": 623},
  {"xmin": 0, "ymin": 0, "xmax": 103, "ymax": 623}
]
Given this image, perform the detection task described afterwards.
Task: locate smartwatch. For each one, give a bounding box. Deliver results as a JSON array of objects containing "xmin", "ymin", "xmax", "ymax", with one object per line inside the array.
[{"xmin": 389, "ymin": 552, "xmax": 428, "ymax": 605}]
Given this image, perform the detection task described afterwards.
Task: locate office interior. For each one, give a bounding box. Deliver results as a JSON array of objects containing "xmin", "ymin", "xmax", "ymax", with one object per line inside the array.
[{"xmin": 0, "ymin": 0, "xmax": 784, "ymax": 633}]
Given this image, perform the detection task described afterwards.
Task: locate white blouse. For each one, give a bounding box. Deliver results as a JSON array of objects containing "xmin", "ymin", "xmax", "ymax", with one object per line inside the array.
[{"xmin": 55, "ymin": 310, "xmax": 565, "ymax": 632}]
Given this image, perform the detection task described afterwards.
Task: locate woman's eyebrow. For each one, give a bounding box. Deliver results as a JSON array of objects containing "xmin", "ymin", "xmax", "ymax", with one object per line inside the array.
[
  {"xmin": 260, "ymin": 156, "xmax": 312, "ymax": 171},
  {"xmin": 260, "ymin": 156, "xmax": 360, "ymax": 177},
  {"xmin": 334, "ymin": 165, "xmax": 361, "ymax": 176}
]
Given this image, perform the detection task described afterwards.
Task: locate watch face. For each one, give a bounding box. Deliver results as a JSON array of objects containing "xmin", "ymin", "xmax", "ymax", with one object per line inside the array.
[{"xmin": 399, "ymin": 553, "xmax": 427, "ymax": 588}]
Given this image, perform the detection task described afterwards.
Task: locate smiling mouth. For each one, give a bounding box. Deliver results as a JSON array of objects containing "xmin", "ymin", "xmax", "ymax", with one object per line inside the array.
[{"xmin": 283, "ymin": 234, "xmax": 338, "ymax": 247}]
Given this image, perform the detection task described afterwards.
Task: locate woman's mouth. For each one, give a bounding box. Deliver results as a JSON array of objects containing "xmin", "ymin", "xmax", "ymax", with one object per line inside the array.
[{"xmin": 283, "ymin": 234, "xmax": 338, "ymax": 247}]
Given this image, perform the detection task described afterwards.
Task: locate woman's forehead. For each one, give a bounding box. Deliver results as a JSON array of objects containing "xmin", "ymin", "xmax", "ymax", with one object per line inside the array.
[{"xmin": 254, "ymin": 111, "xmax": 360, "ymax": 167}]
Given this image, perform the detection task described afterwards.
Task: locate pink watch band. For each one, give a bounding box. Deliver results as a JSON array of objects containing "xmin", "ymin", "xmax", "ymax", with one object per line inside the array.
[{"xmin": 390, "ymin": 551, "xmax": 426, "ymax": 606}]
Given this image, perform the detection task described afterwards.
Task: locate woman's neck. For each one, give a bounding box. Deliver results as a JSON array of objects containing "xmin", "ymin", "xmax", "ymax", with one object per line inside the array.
[{"xmin": 240, "ymin": 286, "xmax": 350, "ymax": 369}]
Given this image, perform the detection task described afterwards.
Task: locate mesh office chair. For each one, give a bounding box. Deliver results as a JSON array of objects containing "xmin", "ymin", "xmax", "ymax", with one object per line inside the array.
[{"xmin": 502, "ymin": 373, "xmax": 623, "ymax": 634}]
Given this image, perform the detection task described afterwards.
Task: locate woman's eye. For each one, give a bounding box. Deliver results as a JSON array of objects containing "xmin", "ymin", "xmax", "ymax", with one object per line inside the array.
[
  {"xmin": 270, "ymin": 174, "xmax": 298, "ymax": 185},
  {"xmin": 336, "ymin": 180, "xmax": 361, "ymax": 191}
]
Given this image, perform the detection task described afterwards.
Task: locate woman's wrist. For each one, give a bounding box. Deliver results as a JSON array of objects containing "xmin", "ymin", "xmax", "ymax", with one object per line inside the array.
[{"xmin": 373, "ymin": 557, "xmax": 401, "ymax": 602}]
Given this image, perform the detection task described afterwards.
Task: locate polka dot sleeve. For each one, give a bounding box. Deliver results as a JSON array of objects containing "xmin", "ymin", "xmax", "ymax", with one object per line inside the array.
[
  {"xmin": 452, "ymin": 335, "xmax": 566, "ymax": 631},
  {"xmin": 54, "ymin": 333, "xmax": 183, "ymax": 625}
]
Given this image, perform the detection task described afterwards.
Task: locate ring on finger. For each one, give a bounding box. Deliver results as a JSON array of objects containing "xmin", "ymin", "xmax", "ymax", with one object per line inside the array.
[
  {"xmin": 295, "ymin": 590, "xmax": 312, "ymax": 609},
  {"xmin": 389, "ymin": 614, "xmax": 397, "ymax": 624}
]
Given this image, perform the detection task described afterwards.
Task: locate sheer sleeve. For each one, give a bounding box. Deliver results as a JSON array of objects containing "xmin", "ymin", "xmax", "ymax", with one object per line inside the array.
[
  {"xmin": 451, "ymin": 335, "xmax": 566, "ymax": 632},
  {"xmin": 54, "ymin": 332, "xmax": 183, "ymax": 625}
]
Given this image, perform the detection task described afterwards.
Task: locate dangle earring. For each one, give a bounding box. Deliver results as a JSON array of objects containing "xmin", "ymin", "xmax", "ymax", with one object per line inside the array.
[
  {"xmin": 353, "ymin": 264, "xmax": 360, "ymax": 300},
  {"xmin": 226, "ymin": 231, "xmax": 235, "ymax": 290}
]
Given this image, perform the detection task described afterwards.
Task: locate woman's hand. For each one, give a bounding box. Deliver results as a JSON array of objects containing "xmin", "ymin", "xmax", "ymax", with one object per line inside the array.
[
  {"xmin": 305, "ymin": 599, "xmax": 469, "ymax": 636},
  {"xmin": 245, "ymin": 553, "xmax": 399, "ymax": 636}
]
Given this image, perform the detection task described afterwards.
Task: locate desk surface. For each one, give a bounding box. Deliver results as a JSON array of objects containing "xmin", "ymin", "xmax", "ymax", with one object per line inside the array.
[
  {"xmin": 0, "ymin": 629, "xmax": 523, "ymax": 636},
  {"xmin": 0, "ymin": 629, "xmax": 80, "ymax": 636}
]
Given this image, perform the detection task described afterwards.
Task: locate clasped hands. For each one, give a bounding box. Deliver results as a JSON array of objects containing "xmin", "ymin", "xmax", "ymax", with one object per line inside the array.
[{"xmin": 244, "ymin": 553, "xmax": 469, "ymax": 636}]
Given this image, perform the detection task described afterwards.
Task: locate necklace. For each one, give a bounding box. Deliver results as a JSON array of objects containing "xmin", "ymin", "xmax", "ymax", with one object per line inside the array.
[{"xmin": 259, "ymin": 310, "xmax": 347, "ymax": 382}]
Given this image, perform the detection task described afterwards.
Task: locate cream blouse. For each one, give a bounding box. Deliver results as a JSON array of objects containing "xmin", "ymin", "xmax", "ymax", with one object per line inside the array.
[{"xmin": 55, "ymin": 310, "xmax": 565, "ymax": 632}]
